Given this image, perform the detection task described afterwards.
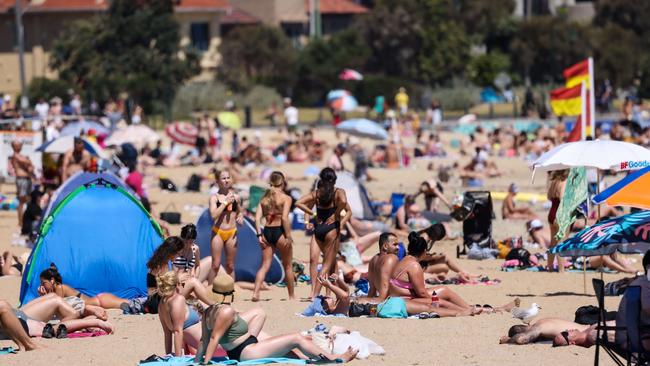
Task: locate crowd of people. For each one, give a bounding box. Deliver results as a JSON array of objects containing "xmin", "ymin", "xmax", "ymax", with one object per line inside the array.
[{"xmin": 1, "ymin": 90, "xmax": 649, "ymax": 363}]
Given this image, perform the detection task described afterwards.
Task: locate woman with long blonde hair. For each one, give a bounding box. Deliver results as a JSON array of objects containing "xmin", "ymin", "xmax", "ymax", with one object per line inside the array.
[
  {"xmin": 547, "ymin": 169, "xmax": 569, "ymax": 272},
  {"xmin": 253, "ymin": 171, "xmax": 294, "ymax": 301},
  {"xmin": 156, "ymin": 271, "xmax": 202, "ymax": 356}
]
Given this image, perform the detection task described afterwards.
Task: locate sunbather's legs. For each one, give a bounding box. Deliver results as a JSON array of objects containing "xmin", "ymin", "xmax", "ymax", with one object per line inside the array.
[
  {"xmin": 21, "ymin": 293, "xmax": 78, "ymax": 322},
  {"xmin": 431, "ymin": 286, "xmax": 470, "ymax": 309},
  {"xmin": 27, "ymin": 318, "xmax": 113, "ymax": 337},
  {"xmin": 309, "ymin": 236, "xmax": 322, "ymax": 298},
  {"xmin": 0, "ymin": 301, "xmax": 38, "ymax": 351},
  {"xmin": 239, "ymin": 333, "xmax": 357, "ymax": 362},
  {"xmin": 355, "ymin": 232, "xmax": 382, "ymax": 255},
  {"xmin": 499, "ymin": 326, "xmax": 541, "ymax": 345},
  {"xmin": 590, "ymin": 254, "xmax": 637, "ymax": 274}
]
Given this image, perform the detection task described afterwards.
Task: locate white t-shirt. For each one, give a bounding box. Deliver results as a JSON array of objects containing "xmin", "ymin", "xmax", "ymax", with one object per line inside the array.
[
  {"xmin": 284, "ymin": 106, "xmax": 298, "ymax": 126},
  {"xmin": 35, "ymin": 102, "xmax": 49, "ymax": 120}
]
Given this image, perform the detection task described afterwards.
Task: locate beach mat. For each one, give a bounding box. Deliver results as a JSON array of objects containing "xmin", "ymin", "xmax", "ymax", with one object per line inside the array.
[
  {"xmin": 139, "ymin": 356, "xmax": 308, "ymax": 365},
  {"xmin": 0, "ymin": 347, "xmax": 16, "ymax": 355},
  {"xmin": 67, "ymin": 330, "xmax": 109, "ymax": 338}
]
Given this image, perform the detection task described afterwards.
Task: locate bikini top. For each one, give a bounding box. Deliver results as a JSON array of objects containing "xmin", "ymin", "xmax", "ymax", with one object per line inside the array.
[
  {"xmin": 172, "ymin": 247, "xmax": 197, "ymax": 272},
  {"xmin": 316, "ymin": 206, "xmax": 336, "ymax": 222},
  {"xmin": 216, "ymin": 196, "xmax": 238, "ymax": 212}
]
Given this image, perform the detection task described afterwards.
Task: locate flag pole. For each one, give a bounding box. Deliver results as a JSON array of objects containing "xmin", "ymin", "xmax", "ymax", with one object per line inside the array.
[
  {"xmin": 581, "ymin": 80, "xmax": 588, "ymax": 294},
  {"xmin": 588, "ymin": 57, "xmax": 596, "ymax": 139}
]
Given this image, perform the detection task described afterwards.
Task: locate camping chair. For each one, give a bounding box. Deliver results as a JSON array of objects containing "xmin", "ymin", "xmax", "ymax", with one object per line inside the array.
[
  {"xmin": 247, "ymin": 185, "xmax": 266, "ymax": 214},
  {"xmin": 593, "ymin": 279, "xmax": 648, "ymax": 366},
  {"xmin": 389, "ymin": 193, "xmax": 406, "ymax": 216}
]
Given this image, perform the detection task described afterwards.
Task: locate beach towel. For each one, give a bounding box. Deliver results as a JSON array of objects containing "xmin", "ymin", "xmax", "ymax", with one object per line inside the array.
[
  {"xmin": 139, "ymin": 355, "xmax": 307, "ymax": 365},
  {"xmin": 67, "ymin": 330, "xmax": 109, "ymax": 338},
  {"xmin": 376, "ymin": 297, "xmax": 408, "ymax": 319},
  {"xmin": 0, "ymin": 347, "xmax": 16, "ymax": 355},
  {"xmin": 425, "ymin": 276, "xmax": 501, "ymax": 286},
  {"xmin": 332, "ymin": 331, "xmax": 385, "ymax": 359}
]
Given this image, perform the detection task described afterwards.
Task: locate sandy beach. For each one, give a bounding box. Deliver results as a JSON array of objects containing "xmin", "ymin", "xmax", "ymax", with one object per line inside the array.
[{"xmin": 0, "ymin": 128, "xmax": 636, "ymax": 366}]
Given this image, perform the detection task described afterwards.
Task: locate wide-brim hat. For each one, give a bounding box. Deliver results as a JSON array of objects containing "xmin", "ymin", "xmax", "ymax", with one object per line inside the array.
[{"xmin": 206, "ymin": 273, "xmax": 235, "ymax": 304}]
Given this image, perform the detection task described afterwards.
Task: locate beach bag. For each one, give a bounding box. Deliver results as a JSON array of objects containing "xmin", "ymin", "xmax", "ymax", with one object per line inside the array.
[
  {"xmin": 143, "ymin": 293, "xmax": 161, "ymax": 314},
  {"xmin": 348, "ymin": 302, "xmax": 375, "ymax": 317},
  {"xmin": 160, "ymin": 203, "xmax": 181, "ymax": 224},
  {"xmin": 505, "ymin": 248, "xmax": 531, "ymax": 267},
  {"xmin": 376, "ymin": 297, "xmax": 408, "ymax": 319},
  {"xmin": 574, "ymin": 305, "xmax": 617, "ymax": 325},
  {"xmin": 159, "ymin": 177, "xmax": 178, "ymax": 192},
  {"xmin": 604, "ymin": 277, "xmax": 634, "ymax": 296},
  {"xmin": 186, "ymin": 174, "xmax": 201, "ymax": 192}
]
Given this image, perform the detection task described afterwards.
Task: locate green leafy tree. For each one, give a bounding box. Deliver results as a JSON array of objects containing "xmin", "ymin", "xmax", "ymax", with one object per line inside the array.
[
  {"xmin": 593, "ymin": 0, "xmax": 650, "ymax": 37},
  {"xmin": 293, "ymin": 29, "xmax": 370, "ymax": 105},
  {"xmin": 510, "ymin": 16, "xmax": 591, "ymax": 84},
  {"xmin": 217, "ymin": 25, "xmax": 298, "ymax": 94},
  {"xmin": 453, "ymin": 0, "xmax": 517, "ymax": 51},
  {"xmin": 591, "ymin": 23, "xmax": 641, "ymax": 88},
  {"xmin": 50, "ymin": 0, "xmax": 200, "ymax": 114},
  {"xmin": 467, "ymin": 52, "xmax": 511, "ymax": 87}
]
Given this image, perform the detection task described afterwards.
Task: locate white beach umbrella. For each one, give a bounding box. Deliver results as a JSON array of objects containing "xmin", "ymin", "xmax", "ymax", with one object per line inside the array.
[
  {"xmin": 105, "ymin": 125, "xmax": 160, "ymax": 148},
  {"xmin": 530, "ymin": 140, "xmax": 650, "ymax": 180}
]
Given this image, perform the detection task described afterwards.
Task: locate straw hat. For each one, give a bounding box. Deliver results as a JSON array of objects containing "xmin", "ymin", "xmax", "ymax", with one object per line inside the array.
[{"xmin": 206, "ymin": 273, "xmax": 235, "ymax": 304}]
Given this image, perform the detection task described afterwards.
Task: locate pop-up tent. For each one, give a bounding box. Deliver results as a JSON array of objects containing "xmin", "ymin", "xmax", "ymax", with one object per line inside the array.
[
  {"xmin": 196, "ymin": 209, "xmax": 285, "ymax": 284},
  {"xmin": 20, "ymin": 176, "xmax": 163, "ymax": 304},
  {"xmin": 336, "ymin": 171, "xmax": 377, "ymax": 220}
]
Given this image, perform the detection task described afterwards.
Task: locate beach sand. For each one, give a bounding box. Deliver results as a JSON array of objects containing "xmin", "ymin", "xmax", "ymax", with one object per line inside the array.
[{"xmin": 0, "ymin": 128, "xmax": 634, "ymax": 365}]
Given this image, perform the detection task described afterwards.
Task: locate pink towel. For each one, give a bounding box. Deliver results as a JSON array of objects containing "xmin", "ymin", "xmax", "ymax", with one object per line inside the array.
[{"xmin": 66, "ymin": 330, "xmax": 108, "ymax": 338}]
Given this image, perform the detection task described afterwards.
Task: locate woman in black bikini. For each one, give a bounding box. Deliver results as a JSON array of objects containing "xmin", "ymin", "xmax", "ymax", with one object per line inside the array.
[
  {"xmin": 296, "ymin": 168, "xmax": 351, "ymax": 296},
  {"xmin": 253, "ymin": 171, "xmax": 294, "ymax": 302}
]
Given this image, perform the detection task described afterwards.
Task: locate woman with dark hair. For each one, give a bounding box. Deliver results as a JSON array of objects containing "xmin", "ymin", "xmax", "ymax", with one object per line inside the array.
[
  {"xmin": 38, "ymin": 264, "xmax": 128, "ymax": 310},
  {"xmin": 147, "ymin": 236, "xmax": 214, "ymax": 306},
  {"xmin": 174, "ymin": 224, "xmax": 201, "ymax": 279},
  {"xmin": 253, "ymin": 171, "xmax": 294, "ymax": 302},
  {"xmin": 296, "ymin": 167, "xmax": 351, "ymax": 296},
  {"xmin": 417, "ymin": 224, "xmax": 479, "ymax": 282},
  {"xmin": 388, "ymin": 232, "xmax": 515, "ymax": 315}
]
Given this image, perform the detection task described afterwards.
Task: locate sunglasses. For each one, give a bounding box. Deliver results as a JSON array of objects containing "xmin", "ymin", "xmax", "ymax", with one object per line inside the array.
[{"xmin": 560, "ymin": 331, "xmax": 570, "ymax": 345}]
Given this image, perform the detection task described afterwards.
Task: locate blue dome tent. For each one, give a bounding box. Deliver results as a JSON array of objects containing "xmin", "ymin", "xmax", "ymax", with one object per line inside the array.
[
  {"xmin": 20, "ymin": 176, "xmax": 163, "ymax": 305},
  {"xmin": 196, "ymin": 209, "xmax": 285, "ymax": 284}
]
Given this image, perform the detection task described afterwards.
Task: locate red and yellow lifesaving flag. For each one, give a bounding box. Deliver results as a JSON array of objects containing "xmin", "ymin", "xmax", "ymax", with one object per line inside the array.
[
  {"xmin": 550, "ymin": 84, "xmax": 582, "ymax": 116},
  {"xmin": 564, "ymin": 59, "xmax": 590, "ymax": 89}
]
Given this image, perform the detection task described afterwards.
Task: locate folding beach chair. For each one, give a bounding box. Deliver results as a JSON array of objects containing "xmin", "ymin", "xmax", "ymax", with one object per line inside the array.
[
  {"xmin": 389, "ymin": 193, "xmax": 406, "ymax": 216},
  {"xmin": 593, "ymin": 279, "xmax": 648, "ymax": 366}
]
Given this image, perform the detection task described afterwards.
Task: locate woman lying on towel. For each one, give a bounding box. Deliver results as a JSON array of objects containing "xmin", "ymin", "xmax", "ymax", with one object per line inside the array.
[
  {"xmin": 38, "ymin": 263, "xmax": 128, "ymax": 311},
  {"xmin": 194, "ymin": 273, "xmax": 358, "ymax": 364},
  {"xmin": 7, "ymin": 294, "xmax": 113, "ymax": 339},
  {"xmin": 389, "ymin": 232, "xmax": 517, "ymax": 315}
]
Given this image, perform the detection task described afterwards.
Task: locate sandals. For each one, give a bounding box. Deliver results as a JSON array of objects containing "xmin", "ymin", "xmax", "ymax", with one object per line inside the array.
[
  {"xmin": 42, "ymin": 324, "xmax": 68, "ymax": 339},
  {"xmin": 307, "ymin": 354, "xmax": 343, "ymax": 364},
  {"xmin": 417, "ymin": 312, "xmax": 440, "ymax": 319}
]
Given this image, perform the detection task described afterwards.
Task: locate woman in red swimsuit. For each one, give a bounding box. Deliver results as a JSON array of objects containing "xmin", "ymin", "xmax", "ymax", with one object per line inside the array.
[{"xmin": 547, "ymin": 170, "xmax": 569, "ymax": 272}]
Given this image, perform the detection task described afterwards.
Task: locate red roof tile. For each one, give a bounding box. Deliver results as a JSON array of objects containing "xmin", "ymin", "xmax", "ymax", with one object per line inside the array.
[
  {"xmin": 221, "ymin": 6, "xmax": 259, "ymax": 25},
  {"xmin": 305, "ymin": 0, "xmax": 367, "ymax": 14},
  {"xmin": 0, "ymin": 0, "xmax": 229, "ymax": 13}
]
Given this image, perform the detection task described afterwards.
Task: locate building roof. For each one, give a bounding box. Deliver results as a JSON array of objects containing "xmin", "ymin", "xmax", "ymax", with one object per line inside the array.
[
  {"xmin": 305, "ymin": 0, "xmax": 367, "ymax": 14},
  {"xmin": 221, "ymin": 5, "xmax": 259, "ymax": 25},
  {"xmin": 0, "ymin": 0, "xmax": 229, "ymax": 14}
]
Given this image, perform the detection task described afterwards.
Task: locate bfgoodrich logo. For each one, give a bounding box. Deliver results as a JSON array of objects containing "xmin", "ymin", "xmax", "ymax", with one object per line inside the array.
[{"xmin": 620, "ymin": 161, "xmax": 650, "ymax": 170}]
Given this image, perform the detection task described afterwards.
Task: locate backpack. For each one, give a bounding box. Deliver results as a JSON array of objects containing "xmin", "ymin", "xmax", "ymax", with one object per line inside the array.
[
  {"xmin": 574, "ymin": 305, "xmax": 617, "ymax": 325},
  {"xmin": 159, "ymin": 177, "xmax": 178, "ymax": 192},
  {"xmin": 186, "ymin": 174, "xmax": 201, "ymax": 192},
  {"xmin": 505, "ymin": 248, "xmax": 531, "ymax": 267}
]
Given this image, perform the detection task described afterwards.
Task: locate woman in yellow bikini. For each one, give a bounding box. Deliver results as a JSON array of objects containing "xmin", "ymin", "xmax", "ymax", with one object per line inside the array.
[{"xmin": 209, "ymin": 170, "xmax": 243, "ymax": 282}]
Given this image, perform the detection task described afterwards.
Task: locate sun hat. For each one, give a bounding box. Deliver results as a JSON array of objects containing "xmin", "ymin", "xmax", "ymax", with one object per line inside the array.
[{"xmin": 206, "ymin": 273, "xmax": 235, "ymax": 304}]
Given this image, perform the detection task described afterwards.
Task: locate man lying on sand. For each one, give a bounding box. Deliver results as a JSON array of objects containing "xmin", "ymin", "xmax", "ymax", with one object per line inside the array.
[{"xmin": 499, "ymin": 317, "xmax": 611, "ymax": 346}]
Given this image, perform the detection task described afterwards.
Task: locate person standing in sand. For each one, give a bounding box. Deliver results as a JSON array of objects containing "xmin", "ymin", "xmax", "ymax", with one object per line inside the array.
[
  {"xmin": 209, "ymin": 170, "xmax": 243, "ymax": 282},
  {"xmin": 10, "ymin": 141, "xmax": 35, "ymax": 229},
  {"xmin": 61, "ymin": 137, "xmax": 91, "ymax": 182},
  {"xmin": 547, "ymin": 170, "xmax": 569, "ymax": 272},
  {"xmin": 253, "ymin": 171, "xmax": 294, "ymax": 302},
  {"xmin": 296, "ymin": 168, "xmax": 351, "ymax": 297}
]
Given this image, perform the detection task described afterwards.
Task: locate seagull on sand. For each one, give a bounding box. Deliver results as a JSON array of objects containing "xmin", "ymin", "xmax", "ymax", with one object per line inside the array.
[{"xmin": 511, "ymin": 303, "xmax": 541, "ymax": 324}]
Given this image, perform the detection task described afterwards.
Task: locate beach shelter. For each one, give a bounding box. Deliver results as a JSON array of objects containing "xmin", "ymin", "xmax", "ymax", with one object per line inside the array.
[
  {"xmin": 19, "ymin": 177, "xmax": 163, "ymax": 304},
  {"xmin": 550, "ymin": 210, "xmax": 650, "ymax": 257},
  {"xmin": 336, "ymin": 171, "xmax": 377, "ymax": 220},
  {"xmin": 195, "ymin": 210, "xmax": 285, "ymax": 284},
  {"xmin": 593, "ymin": 166, "xmax": 650, "ymax": 209}
]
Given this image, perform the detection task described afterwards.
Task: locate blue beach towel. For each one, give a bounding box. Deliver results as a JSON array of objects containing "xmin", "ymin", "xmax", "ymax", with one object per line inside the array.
[{"xmin": 0, "ymin": 347, "xmax": 16, "ymax": 355}]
